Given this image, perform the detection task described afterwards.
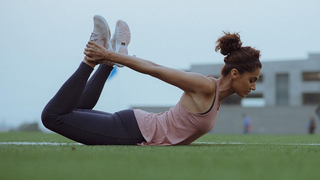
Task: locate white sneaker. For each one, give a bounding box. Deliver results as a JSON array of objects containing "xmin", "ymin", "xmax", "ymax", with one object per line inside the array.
[
  {"xmin": 111, "ymin": 20, "xmax": 131, "ymax": 67},
  {"xmin": 90, "ymin": 15, "xmax": 112, "ymax": 51}
]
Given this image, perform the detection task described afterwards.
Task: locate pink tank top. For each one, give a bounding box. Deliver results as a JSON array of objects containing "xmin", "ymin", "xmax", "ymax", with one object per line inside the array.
[{"xmin": 133, "ymin": 81, "xmax": 219, "ymax": 146}]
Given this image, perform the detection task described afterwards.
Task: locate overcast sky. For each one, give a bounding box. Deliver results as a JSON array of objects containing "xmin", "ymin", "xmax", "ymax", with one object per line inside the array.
[{"xmin": 0, "ymin": 0, "xmax": 319, "ymax": 129}]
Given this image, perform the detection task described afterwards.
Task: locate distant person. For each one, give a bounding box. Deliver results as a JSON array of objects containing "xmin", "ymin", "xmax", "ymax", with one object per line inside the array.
[
  {"xmin": 316, "ymin": 104, "xmax": 320, "ymax": 122},
  {"xmin": 308, "ymin": 117, "xmax": 316, "ymax": 134},
  {"xmin": 242, "ymin": 114, "xmax": 252, "ymax": 134},
  {"xmin": 41, "ymin": 15, "xmax": 262, "ymax": 145}
]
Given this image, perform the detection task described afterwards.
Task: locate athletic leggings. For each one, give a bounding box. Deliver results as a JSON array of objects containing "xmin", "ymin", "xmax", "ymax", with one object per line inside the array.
[{"xmin": 41, "ymin": 62, "xmax": 145, "ymax": 145}]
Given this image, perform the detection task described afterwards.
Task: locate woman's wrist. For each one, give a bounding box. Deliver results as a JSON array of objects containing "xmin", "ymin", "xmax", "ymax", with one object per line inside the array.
[{"xmin": 104, "ymin": 49, "xmax": 113, "ymax": 61}]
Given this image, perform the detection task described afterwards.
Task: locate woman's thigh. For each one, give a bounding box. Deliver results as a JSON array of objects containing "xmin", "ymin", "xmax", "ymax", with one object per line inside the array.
[{"xmin": 48, "ymin": 109, "xmax": 144, "ymax": 145}]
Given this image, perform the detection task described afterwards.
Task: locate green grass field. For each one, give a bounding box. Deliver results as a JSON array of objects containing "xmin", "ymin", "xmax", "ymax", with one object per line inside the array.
[{"xmin": 1, "ymin": 132, "xmax": 320, "ymax": 180}]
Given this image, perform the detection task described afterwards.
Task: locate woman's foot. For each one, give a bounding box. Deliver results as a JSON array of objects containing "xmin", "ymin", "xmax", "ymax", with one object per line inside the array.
[
  {"xmin": 90, "ymin": 15, "xmax": 112, "ymax": 50},
  {"xmin": 86, "ymin": 15, "xmax": 115, "ymax": 66},
  {"xmin": 110, "ymin": 20, "xmax": 131, "ymax": 67}
]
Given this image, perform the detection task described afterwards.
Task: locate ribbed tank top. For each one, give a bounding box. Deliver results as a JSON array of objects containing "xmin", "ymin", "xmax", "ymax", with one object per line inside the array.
[{"xmin": 133, "ymin": 81, "xmax": 220, "ymax": 145}]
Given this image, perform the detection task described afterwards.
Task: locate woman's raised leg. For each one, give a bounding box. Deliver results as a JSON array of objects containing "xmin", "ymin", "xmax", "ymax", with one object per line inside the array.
[
  {"xmin": 76, "ymin": 64, "xmax": 114, "ymax": 109},
  {"xmin": 41, "ymin": 62, "xmax": 144, "ymax": 145}
]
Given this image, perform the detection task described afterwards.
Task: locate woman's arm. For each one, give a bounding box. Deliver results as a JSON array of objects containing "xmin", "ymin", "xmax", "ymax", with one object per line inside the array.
[{"xmin": 84, "ymin": 41, "xmax": 215, "ymax": 95}]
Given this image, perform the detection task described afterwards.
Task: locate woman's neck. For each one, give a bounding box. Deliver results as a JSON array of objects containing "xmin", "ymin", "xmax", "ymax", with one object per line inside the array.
[{"xmin": 218, "ymin": 76, "xmax": 235, "ymax": 102}]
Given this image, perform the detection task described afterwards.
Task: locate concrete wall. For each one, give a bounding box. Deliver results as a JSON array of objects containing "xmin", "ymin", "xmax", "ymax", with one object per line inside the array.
[{"xmin": 212, "ymin": 106, "xmax": 318, "ymax": 134}]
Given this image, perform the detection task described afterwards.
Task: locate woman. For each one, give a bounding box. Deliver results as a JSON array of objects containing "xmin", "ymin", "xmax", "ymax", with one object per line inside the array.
[{"xmin": 42, "ymin": 15, "xmax": 261, "ymax": 146}]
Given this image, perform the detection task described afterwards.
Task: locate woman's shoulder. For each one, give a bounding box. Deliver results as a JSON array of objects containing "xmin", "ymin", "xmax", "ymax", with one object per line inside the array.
[{"xmin": 205, "ymin": 75, "xmax": 218, "ymax": 91}]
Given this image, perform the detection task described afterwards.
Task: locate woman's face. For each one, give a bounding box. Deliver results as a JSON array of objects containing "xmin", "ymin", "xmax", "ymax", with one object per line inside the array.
[{"xmin": 232, "ymin": 68, "xmax": 261, "ymax": 98}]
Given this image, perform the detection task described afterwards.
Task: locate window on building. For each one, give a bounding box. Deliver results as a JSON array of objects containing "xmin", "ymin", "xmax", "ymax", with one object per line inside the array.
[
  {"xmin": 257, "ymin": 74, "xmax": 263, "ymax": 83},
  {"xmin": 207, "ymin": 74, "xmax": 220, "ymax": 79},
  {"xmin": 221, "ymin": 94, "xmax": 241, "ymax": 105},
  {"xmin": 276, "ymin": 74, "xmax": 289, "ymax": 105},
  {"xmin": 302, "ymin": 72, "xmax": 320, "ymax": 81},
  {"xmin": 303, "ymin": 93, "xmax": 320, "ymax": 105},
  {"xmin": 208, "ymin": 74, "xmax": 264, "ymax": 82},
  {"xmin": 246, "ymin": 94, "xmax": 263, "ymax": 98},
  {"xmin": 241, "ymin": 93, "xmax": 265, "ymax": 107}
]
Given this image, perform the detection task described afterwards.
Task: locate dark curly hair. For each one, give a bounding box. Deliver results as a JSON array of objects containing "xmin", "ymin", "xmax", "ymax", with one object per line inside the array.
[{"xmin": 215, "ymin": 32, "xmax": 262, "ymax": 76}]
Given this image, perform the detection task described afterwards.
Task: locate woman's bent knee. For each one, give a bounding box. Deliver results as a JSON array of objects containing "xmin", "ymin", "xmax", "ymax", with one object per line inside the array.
[{"xmin": 41, "ymin": 107, "xmax": 62, "ymax": 131}]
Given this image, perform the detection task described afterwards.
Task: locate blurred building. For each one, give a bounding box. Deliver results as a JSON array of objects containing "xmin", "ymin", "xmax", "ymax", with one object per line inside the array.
[{"xmin": 133, "ymin": 53, "xmax": 320, "ymax": 134}]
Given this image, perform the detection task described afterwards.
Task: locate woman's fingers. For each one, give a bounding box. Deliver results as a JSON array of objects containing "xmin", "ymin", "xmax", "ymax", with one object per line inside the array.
[
  {"xmin": 84, "ymin": 47, "xmax": 98, "ymax": 55},
  {"xmin": 84, "ymin": 41, "xmax": 109, "ymax": 63},
  {"xmin": 86, "ymin": 42, "xmax": 92, "ymax": 48},
  {"xmin": 84, "ymin": 48, "xmax": 92, "ymax": 56},
  {"xmin": 87, "ymin": 41, "xmax": 102, "ymax": 47},
  {"xmin": 86, "ymin": 41, "xmax": 97, "ymax": 48},
  {"xmin": 88, "ymin": 41, "xmax": 95, "ymax": 45},
  {"xmin": 84, "ymin": 55, "xmax": 94, "ymax": 62}
]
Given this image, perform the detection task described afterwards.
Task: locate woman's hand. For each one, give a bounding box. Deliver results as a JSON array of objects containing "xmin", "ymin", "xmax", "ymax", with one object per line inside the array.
[{"xmin": 84, "ymin": 41, "xmax": 111, "ymax": 64}]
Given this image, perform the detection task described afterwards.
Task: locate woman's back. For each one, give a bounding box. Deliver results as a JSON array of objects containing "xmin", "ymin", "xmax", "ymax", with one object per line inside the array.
[{"xmin": 134, "ymin": 79, "xmax": 220, "ymax": 146}]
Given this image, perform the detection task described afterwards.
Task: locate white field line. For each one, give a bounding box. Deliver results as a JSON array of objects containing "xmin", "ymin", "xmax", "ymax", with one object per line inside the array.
[
  {"xmin": 0, "ymin": 141, "xmax": 320, "ymax": 146},
  {"xmin": 0, "ymin": 142, "xmax": 82, "ymax": 146}
]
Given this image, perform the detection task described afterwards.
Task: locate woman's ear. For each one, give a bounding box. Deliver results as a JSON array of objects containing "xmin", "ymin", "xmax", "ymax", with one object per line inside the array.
[{"xmin": 230, "ymin": 68, "xmax": 239, "ymax": 80}]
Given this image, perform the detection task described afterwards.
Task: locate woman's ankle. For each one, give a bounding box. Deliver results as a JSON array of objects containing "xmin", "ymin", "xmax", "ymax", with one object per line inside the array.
[{"xmin": 83, "ymin": 59, "xmax": 96, "ymax": 68}]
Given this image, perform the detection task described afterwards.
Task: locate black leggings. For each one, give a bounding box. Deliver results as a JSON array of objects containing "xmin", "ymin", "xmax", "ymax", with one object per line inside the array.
[{"xmin": 41, "ymin": 62, "xmax": 145, "ymax": 145}]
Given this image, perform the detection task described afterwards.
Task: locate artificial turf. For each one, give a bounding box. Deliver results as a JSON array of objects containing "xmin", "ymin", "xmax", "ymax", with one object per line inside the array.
[{"xmin": 1, "ymin": 132, "xmax": 320, "ymax": 180}]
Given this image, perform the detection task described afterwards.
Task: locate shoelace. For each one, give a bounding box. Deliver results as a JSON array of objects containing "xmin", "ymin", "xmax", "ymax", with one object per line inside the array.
[{"xmin": 90, "ymin": 32, "xmax": 99, "ymax": 41}]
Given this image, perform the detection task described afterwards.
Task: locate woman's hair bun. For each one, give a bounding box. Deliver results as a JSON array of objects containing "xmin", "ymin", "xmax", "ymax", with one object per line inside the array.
[{"xmin": 215, "ymin": 32, "xmax": 242, "ymax": 56}]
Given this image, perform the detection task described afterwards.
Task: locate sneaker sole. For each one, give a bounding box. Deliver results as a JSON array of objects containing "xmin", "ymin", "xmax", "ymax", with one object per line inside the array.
[
  {"xmin": 114, "ymin": 20, "xmax": 130, "ymax": 53},
  {"xmin": 113, "ymin": 20, "xmax": 131, "ymax": 67}
]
